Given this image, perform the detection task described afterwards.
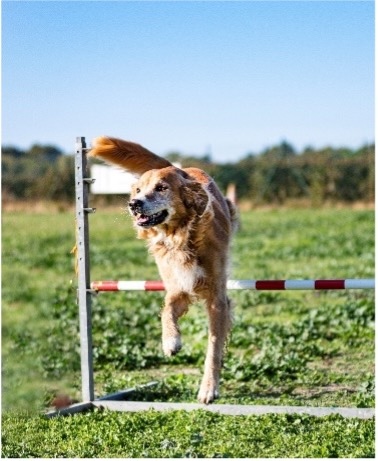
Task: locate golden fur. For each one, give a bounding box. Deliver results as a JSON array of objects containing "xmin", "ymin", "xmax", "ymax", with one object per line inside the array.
[{"xmin": 90, "ymin": 136, "xmax": 237, "ymax": 404}]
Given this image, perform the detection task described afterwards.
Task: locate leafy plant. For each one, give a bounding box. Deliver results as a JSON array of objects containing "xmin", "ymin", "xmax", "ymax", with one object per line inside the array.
[{"xmin": 2, "ymin": 209, "xmax": 374, "ymax": 457}]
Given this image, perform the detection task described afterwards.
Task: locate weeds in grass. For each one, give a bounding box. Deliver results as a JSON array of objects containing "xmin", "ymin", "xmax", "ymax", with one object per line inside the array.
[
  {"xmin": 2, "ymin": 410, "xmax": 375, "ymax": 458},
  {"xmin": 2, "ymin": 209, "xmax": 374, "ymax": 457}
]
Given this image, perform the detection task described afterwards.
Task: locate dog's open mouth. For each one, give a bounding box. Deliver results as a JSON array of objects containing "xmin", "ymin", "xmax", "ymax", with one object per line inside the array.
[{"xmin": 136, "ymin": 209, "xmax": 168, "ymax": 227}]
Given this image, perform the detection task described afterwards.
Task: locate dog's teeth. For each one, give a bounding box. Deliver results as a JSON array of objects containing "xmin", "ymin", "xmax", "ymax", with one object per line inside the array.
[{"xmin": 135, "ymin": 209, "xmax": 168, "ymax": 227}]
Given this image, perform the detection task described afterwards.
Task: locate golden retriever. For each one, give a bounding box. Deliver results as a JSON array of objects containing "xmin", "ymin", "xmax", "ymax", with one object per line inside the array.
[{"xmin": 90, "ymin": 136, "xmax": 237, "ymax": 404}]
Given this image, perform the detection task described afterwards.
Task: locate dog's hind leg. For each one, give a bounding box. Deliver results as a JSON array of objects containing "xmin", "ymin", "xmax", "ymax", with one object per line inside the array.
[
  {"xmin": 161, "ymin": 292, "xmax": 190, "ymax": 356},
  {"xmin": 198, "ymin": 294, "xmax": 232, "ymax": 404}
]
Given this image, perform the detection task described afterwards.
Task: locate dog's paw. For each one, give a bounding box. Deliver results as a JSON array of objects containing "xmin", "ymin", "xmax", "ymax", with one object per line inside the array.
[
  {"xmin": 162, "ymin": 336, "xmax": 182, "ymax": 356},
  {"xmin": 197, "ymin": 385, "xmax": 219, "ymax": 405}
]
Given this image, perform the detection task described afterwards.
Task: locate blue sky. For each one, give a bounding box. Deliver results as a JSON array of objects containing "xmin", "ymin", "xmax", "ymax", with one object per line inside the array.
[{"xmin": 2, "ymin": 1, "xmax": 374, "ymax": 162}]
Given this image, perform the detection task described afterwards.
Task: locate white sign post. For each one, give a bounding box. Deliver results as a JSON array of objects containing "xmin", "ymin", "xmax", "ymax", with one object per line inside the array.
[{"xmin": 90, "ymin": 165, "xmax": 137, "ymax": 195}]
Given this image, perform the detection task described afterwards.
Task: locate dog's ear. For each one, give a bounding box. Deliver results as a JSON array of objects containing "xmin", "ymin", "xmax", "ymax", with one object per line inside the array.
[
  {"xmin": 89, "ymin": 136, "xmax": 172, "ymax": 177},
  {"xmin": 180, "ymin": 180, "xmax": 209, "ymax": 216}
]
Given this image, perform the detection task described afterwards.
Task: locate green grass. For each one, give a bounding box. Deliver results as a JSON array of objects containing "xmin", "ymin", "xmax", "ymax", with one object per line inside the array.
[
  {"xmin": 2, "ymin": 208, "xmax": 375, "ymax": 457},
  {"xmin": 2, "ymin": 410, "xmax": 374, "ymax": 458}
]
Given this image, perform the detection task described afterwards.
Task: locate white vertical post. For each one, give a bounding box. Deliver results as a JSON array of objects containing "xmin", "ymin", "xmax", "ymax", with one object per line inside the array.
[{"xmin": 75, "ymin": 136, "xmax": 94, "ymax": 402}]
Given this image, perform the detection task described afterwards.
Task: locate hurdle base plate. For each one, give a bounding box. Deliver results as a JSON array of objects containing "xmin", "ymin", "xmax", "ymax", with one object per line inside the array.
[
  {"xmin": 45, "ymin": 381, "xmax": 375, "ymax": 420},
  {"xmin": 46, "ymin": 399, "xmax": 374, "ymax": 420}
]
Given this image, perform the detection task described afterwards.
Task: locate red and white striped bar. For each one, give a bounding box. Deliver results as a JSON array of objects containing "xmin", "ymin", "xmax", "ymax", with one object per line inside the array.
[{"xmin": 90, "ymin": 279, "xmax": 375, "ymax": 292}]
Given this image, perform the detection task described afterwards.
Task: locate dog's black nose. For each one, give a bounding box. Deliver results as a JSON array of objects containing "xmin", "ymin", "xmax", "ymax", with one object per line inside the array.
[{"xmin": 129, "ymin": 199, "xmax": 143, "ymax": 214}]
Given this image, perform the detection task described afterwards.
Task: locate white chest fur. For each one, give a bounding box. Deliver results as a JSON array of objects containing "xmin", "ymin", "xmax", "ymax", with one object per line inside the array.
[
  {"xmin": 148, "ymin": 229, "xmax": 205, "ymax": 294},
  {"xmin": 168, "ymin": 260, "xmax": 204, "ymax": 294},
  {"xmin": 155, "ymin": 250, "xmax": 204, "ymax": 294}
]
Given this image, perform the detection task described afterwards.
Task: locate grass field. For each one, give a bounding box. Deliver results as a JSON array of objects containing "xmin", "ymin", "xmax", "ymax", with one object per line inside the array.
[{"xmin": 2, "ymin": 207, "xmax": 375, "ymax": 457}]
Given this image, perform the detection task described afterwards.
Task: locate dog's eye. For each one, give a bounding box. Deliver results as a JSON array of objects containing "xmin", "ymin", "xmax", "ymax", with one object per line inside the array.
[
  {"xmin": 155, "ymin": 184, "xmax": 168, "ymax": 192},
  {"xmin": 135, "ymin": 187, "xmax": 141, "ymax": 193}
]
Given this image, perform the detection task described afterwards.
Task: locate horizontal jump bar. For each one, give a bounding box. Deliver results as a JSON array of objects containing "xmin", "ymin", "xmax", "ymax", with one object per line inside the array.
[{"xmin": 90, "ymin": 279, "xmax": 375, "ymax": 292}]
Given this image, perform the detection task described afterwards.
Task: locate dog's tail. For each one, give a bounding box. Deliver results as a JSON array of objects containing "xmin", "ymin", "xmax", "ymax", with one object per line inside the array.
[{"xmin": 89, "ymin": 136, "xmax": 172, "ymax": 176}]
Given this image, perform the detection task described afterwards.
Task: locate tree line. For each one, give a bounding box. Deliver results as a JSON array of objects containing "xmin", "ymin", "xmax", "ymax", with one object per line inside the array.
[{"xmin": 2, "ymin": 141, "xmax": 374, "ymax": 206}]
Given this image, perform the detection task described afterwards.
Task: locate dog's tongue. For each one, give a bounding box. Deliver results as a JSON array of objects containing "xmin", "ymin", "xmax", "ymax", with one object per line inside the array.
[
  {"xmin": 137, "ymin": 214, "xmax": 150, "ymax": 224},
  {"xmin": 136, "ymin": 210, "xmax": 167, "ymax": 227}
]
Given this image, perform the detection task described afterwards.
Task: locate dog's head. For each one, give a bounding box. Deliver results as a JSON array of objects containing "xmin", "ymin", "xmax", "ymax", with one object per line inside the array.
[
  {"xmin": 89, "ymin": 137, "xmax": 210, "ymax": 229},
  {"xmin": 129, "ymin": 167, "xmax": 209, "ymax": 229}
]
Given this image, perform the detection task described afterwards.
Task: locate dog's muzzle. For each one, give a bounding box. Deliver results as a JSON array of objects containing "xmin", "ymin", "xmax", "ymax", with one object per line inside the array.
[
  {"xmin": 129, "ymin": 199, "xmax": 168, "ymax": 227},
  {"xmin": 129, "ymin": 199, "xmax": 144, "ymax": 214}
]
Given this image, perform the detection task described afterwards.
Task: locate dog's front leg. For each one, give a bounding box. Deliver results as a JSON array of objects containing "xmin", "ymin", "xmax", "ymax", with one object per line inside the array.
[
  {"xmin": 161, "ymin": 292, "xmax": 190, "ymax": 356},
  {"xmin": 198, "ymin": 295, "xmax": 232, "ymax": 404}
]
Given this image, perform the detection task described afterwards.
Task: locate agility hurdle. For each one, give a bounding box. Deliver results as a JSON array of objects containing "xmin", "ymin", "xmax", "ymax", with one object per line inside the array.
[
  {"xmin": 90, "ymin": 279, "xmax": 374, "ymax": 292},
  {"xmin": 46, "ymin": 137, "xmax": 375, "ymax": 419}
]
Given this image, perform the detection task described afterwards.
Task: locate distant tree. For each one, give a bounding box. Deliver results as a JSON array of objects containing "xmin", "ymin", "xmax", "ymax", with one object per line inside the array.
[
  {"xmin": 303, "ymin": 146, "xmax": 315, "ymax": 155},
  {"xmin": 212, "ymin": 163, "xmax": 250, "ymax": 197},
  {"xmin": 1, "ymin": 141, "xmax": 374, "ymax": 205},
  {"xmin": 30, "ymin": 156, "xmax": 75, "ymax": 201},
  {"xmin": 27, "ymin": 144, "xmax": 63, "ymax": 162},
  {"xmin": 2, "ymin": 146, "xmax": 24, "ymax": 158},
  {"xmin": 2, "ymin": 143, "xmax": 66, "ymax": 201},
  {"xmin": 261, "ymin": 141, "xmax": 296, "ymax": 159},
  {"xmin": 165, "ymin": 151, "xmax": 184, "ymax": 164}
]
